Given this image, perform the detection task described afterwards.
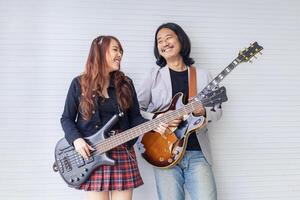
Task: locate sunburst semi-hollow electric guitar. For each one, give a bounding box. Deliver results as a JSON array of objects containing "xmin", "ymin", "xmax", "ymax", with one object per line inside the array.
[
  {"xmin": 53, "ymin": 87, "xmax": 227, "ymax": 188},
  {"xmin": 140, "ymin": 42, "xmax": 263, "ymax": 168}
]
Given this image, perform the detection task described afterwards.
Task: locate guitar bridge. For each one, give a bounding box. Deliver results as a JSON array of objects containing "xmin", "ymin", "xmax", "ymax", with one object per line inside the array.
[{"xmin": 62, "ymin": 156, "xmax": 72, "ymax": 172}]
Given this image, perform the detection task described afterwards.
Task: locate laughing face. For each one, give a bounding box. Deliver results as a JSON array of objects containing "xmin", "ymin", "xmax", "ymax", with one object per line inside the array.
[
  {"xmin": 106, "ymin": 39, "xmax": 123, "ymax": 73},
  {"xmin": 156, "ymin": 28, "xmax": 181, "ymax": 61}
]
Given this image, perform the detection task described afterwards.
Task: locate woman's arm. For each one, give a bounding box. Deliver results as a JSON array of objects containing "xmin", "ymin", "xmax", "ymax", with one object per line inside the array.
[
  {"xmin": 60, "ymin": 77, "xmax": 83, "ymax": 145},
  {"xmin": 126, "ymin": 81, "xmax": 148, "ymax": 147}
]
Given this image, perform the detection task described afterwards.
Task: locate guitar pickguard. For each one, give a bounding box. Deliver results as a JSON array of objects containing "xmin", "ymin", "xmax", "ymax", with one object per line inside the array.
[{"xmin": 173, "ymin": 95, "xmax": 207, "ymax": 140}]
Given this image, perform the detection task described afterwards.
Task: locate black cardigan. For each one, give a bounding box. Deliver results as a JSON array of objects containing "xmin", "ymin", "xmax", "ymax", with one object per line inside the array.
[{"xmin": 60, "ymin": 76, "xmax": 147, "ymax": 148}]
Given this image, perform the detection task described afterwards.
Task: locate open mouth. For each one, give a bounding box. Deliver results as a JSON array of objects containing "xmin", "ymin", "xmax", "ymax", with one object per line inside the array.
[
  {"xmin": 162, "ymin": 46, "xmax": 173, "ymax": 53},
  {"xmin": 161, "ymin": 44, "xmax": 174, "ymax": 53},
  {"xmin": 114, "ymin": 59, "xmax": 121, "ymax": 64}
]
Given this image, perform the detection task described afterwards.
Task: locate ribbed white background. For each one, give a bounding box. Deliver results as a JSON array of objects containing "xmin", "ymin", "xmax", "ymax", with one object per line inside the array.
[{"xmin": 1, "ymin": 0, "xmax": 299, "ymax": 199}]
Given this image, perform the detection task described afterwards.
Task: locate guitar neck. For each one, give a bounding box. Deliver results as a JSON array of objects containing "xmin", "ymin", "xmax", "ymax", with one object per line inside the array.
[
  {"xmin": 95, "ymin": 57, "xmax": 242, "ymax": 154},
  {"xmin": 199, "ymin": 58, "xmax": 241, "ymax": 97},
  {"xmin": 95, "ymin": 100, "xmax": 202, "ymax": 154}
]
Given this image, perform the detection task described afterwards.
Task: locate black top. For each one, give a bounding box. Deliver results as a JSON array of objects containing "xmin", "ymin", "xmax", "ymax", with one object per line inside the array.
[
  {"xmin": 98, "ymin": 97, "xmax": 121, "ymax": 131},
  {"xmin": 60, "ymin": 76, "xmax": 147, "ymax": 148},
  {"xmin": 169, "ymin": 68, "xmax": 201, "ymax": 151}
]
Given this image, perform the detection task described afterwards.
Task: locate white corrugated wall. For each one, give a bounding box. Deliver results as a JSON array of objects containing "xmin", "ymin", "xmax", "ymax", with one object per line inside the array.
[{"xmin": 1, "ymin": 0, "xmax": 299, "ymax": 199}]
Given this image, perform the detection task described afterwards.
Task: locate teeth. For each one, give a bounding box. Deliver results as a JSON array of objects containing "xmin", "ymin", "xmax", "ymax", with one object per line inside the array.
[{"xmin": 163, "ymin": 48, "xmax": 171, "ymax": 52}]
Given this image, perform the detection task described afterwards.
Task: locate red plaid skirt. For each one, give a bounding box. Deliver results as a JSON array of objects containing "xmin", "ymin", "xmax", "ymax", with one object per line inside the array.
[{"xmin": 79, "ymin": 145, "xmax": 143, "ymax": 191}]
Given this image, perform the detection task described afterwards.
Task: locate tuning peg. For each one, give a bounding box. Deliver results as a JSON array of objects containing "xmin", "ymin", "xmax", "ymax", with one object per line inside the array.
[
  {"xmin": 249, "ymin": 59, "xmax": 253, "ymax": 63},
  {"xmin": 259, "ymin": 52, "xmax": 262, "ymax": 55},
  {"xmin": 253, "ymin": 55, "xmax": 257, "ymax": 59}
]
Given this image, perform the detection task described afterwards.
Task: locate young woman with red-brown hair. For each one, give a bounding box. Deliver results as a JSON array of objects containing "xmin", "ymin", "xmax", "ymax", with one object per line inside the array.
[{"xmin": 60, "ymin": 35, "xmax": 146, "ymax": 200}]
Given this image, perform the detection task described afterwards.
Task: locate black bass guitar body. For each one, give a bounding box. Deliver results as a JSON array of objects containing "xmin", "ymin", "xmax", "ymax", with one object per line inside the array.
[{"xmin": 54, "ymin": 115, "xmax": 119, "ymax": 188}]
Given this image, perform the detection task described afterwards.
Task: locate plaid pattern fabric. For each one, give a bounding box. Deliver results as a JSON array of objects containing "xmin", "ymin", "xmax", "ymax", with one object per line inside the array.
[{"xmin": 80, "ymin": 145, "xmax": 143, "ymax": 191}]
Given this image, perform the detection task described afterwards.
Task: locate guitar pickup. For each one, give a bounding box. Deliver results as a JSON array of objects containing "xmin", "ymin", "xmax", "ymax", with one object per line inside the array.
[
  {"xmin": 62, "ymin": 156, "xmax": 72, "ymax": 172},
  {"xmin": 75, "ymin": 155, "xmax": 85, "ymax": 168}
]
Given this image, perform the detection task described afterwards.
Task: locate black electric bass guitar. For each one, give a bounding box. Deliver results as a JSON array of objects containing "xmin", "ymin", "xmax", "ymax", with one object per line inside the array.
[
  {"xmin": 140, "ymin": 42, "xmax": 263, "ymax": 168},
  {"xmin": 53, "ymin": 86, "xmax": 227, "ymax": 188}
]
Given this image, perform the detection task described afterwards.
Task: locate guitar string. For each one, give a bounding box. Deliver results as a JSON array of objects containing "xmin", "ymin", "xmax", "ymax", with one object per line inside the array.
[
  {"xmin": 60, "ymin": 107, "xmax": 192, "ymax": 166},
  {"xmin": 88, "ymin": 92, "xmax": 223, "ymax": 152},
  {"xmin": 62, "ymin": 100, "xmax": 202, "ymax": 164},
  {"xmin": 58, "ymin": 93, "xmax": 222, "ymax": 166},
  {"xmin": 58, "ymin": 48, "xmax": 263, "ymax": 167},
  {"xmin": 59, "ymin": 104, "xmax": 200, "ymax": 166},
  {"xmin": 58, "ymin": 48, "xmax": 261, "ymax": 166},
  {"xmin": 66, "ymin": 52, "xmax": 262, "ymax": 164},
  {"xmin": 57, "ymin": 95, "xmax": 221, "ymax": 166}
]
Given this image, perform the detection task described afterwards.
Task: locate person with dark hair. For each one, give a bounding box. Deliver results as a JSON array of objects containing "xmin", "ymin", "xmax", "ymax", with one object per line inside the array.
[
  {"xmin": 138, "ymin": 23, "xmax": 222, "ymax": 200},
  {"xmin": 61, "ymin": 35, "xmax": 146, "ymax": 200}
]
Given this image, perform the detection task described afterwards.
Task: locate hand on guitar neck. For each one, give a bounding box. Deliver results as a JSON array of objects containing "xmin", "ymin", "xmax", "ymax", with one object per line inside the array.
[
  {"xmin": 188, "ymin": 98, "xmax": 206, "ymax": 117},
  {"xmin": 153, "ymin": 112, "xmax": 183, "ymax": 134},
  {"xmin": 154, "ymin": 111, "xmax": 183, "ymax": 134},
  {"xmin": 155, "ymin": 99, "xmax": 206, "ymax": 135}
]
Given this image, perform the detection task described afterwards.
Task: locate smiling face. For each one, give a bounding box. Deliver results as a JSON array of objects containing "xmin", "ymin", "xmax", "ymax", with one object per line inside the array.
[
  {"xmin": 156, "ymin": 28, "xmax": 182, "ymax": 61},
  {"xmin": 105, "ymin": 39, "xmax": 123, "ymax": 73}
]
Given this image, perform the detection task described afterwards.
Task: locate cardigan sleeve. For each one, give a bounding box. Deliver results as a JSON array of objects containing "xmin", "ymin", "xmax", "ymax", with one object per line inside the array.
[
  {"xmin": 137, "ymin": 68, "xmax": 157, "ymax": 120},
  {"xmin": 126, "ymin": 80, "xmax": 148, "ymax": 147},
  {"xmin": 60, "ymin": 77, "xmax": 83, "ymax": 145}
]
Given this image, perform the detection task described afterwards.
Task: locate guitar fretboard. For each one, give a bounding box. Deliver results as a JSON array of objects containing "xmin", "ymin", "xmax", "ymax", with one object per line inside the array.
[
  {"xmin": 198, "ymin": 58, "xmax": 241, "ymax": 98},
  {"xmin": 94, "ymin": 99, "xmax": 203, "ymax": 154},
  {"xmin": 93, "ymin": 58, "xmax": 237, "ymax": 155}
]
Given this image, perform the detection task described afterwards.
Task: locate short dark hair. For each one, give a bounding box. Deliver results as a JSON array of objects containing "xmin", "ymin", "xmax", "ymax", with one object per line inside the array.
[{"xmin": 154, "ymin": 22, "xmax": 195, "ymax": 67}]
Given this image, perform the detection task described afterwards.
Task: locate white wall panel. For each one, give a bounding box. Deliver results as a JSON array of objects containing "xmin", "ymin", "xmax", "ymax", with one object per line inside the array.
[{"xmin": 1, "ymin": 0, "xmax": 299, "ymax": 199}]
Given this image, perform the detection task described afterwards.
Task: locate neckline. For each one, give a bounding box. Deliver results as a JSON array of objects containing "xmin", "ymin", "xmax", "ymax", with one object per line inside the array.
[{"xmin": 169, "ymin": 67, "xmax": 188, "ymax": 74}]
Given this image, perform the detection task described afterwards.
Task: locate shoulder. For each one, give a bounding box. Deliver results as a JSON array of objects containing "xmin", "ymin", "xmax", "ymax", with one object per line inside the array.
[
  {"xmin": 149, "ymin": 66, "xmax": 169, "ymax": 79},
  {"xmin": 148, "ymin": 66, "xmax": 162, "ymax": 76},
  {"xmin": 68, "ymin": 75, "xmax": 82, "ymax": 93},
  {"xmin": 70, "ymin": 75, "xmax": 81, "ymax": 85},
  {"xmin": 148, "ymin": 66, "xmax": 168, "ymax": 75},
  {"xmin": 122, "ymin": 75, "xmax": 137, "ymax": 92},
  {"xmin": 138, "ymin": 66, "xmax": 162, "ymax": 84}
]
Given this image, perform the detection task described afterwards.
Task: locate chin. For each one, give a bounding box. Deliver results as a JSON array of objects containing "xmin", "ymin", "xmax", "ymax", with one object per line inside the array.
[{"xmin": 114, "ymin": 66, "xmax": 120, "ymax": 71}]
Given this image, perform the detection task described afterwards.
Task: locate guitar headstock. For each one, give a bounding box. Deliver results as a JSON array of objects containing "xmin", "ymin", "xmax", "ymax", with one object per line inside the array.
[
  {"xmin": 237, "ymin": 42, "xmax": 263, "ymax": 63},
  {"xmin": 201, "ymin": 86, "xmax": 228, "ymax": 107}
]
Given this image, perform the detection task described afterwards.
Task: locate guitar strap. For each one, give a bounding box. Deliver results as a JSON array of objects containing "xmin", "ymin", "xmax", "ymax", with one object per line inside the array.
[{"xmin": 188, "ymin": 66, "xmax": 197, "ymax": 99}]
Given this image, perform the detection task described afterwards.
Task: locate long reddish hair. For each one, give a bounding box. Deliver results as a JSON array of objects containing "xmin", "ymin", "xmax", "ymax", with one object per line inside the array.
[{"xmin": 79, "ymin": 36, "xmax": 133, "ymax": 120}]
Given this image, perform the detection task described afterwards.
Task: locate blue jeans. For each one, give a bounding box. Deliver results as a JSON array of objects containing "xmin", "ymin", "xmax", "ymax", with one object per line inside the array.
[{"xmin": 153, "ymin": 151, "xmax": 217, "ymax": 200}]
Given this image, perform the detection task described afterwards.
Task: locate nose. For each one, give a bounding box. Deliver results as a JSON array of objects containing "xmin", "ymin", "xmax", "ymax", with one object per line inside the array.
[
  {"xmin": 117, "ymin": 51, "xmax": 122, "ymax": 57},
  {"xmin": 162, "ymin": 40, "xmax": 169, "ymax": 47}
]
